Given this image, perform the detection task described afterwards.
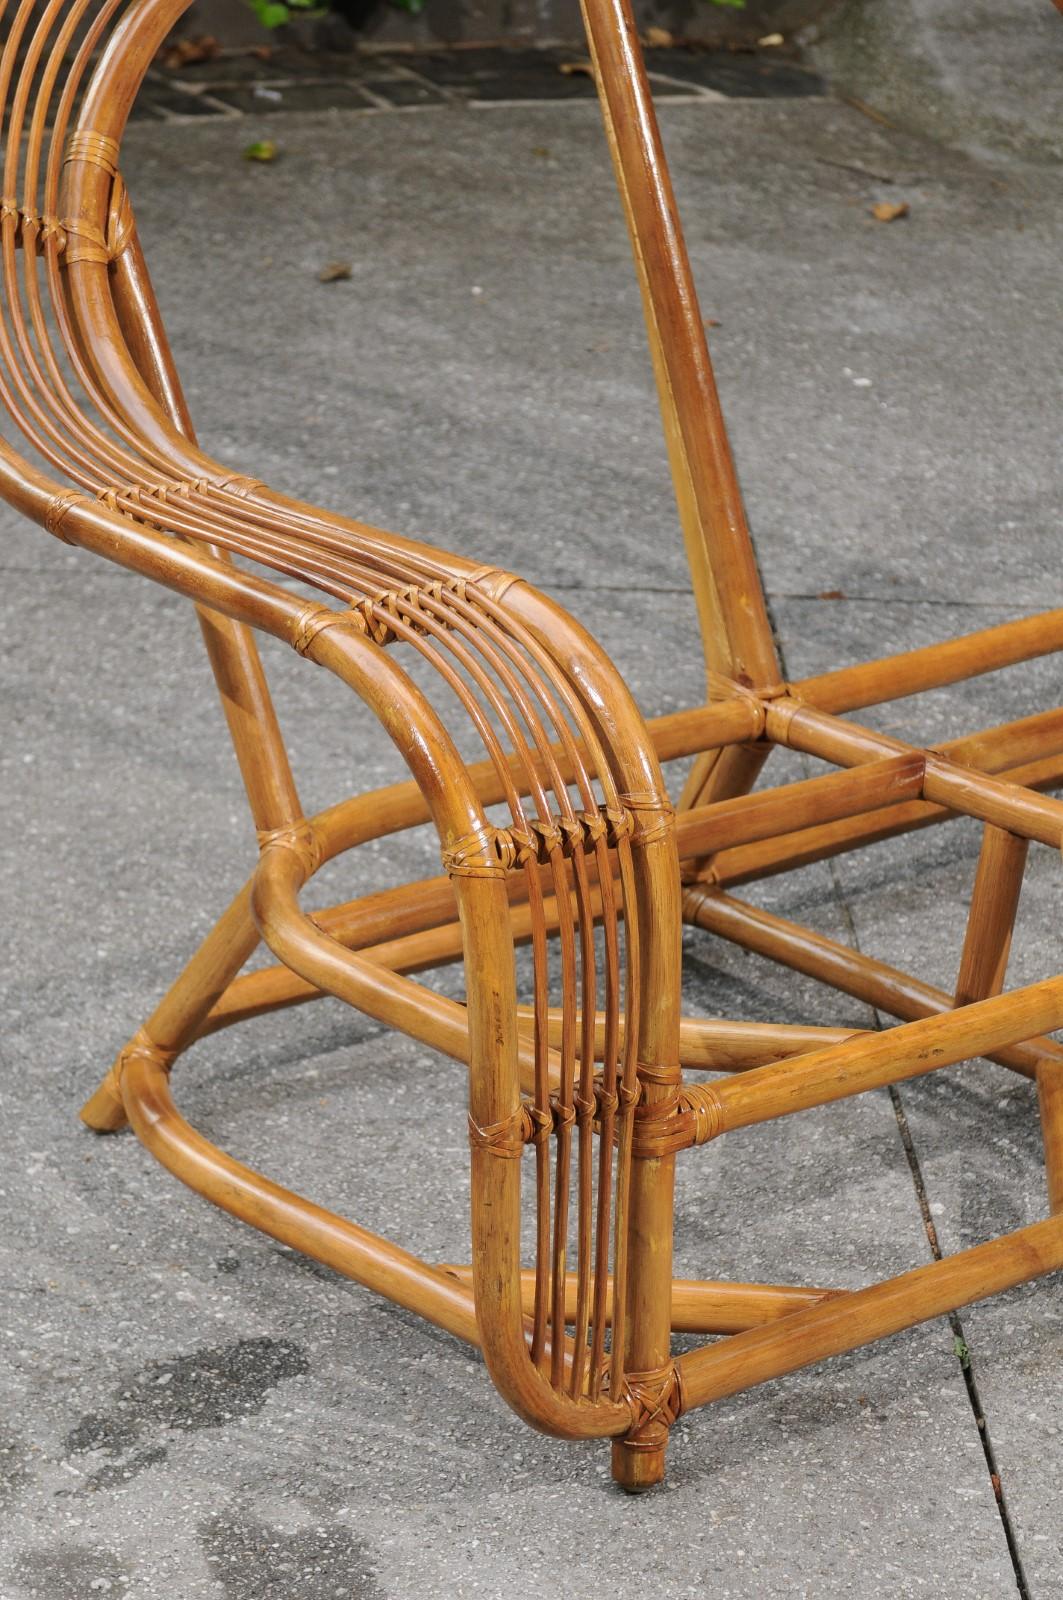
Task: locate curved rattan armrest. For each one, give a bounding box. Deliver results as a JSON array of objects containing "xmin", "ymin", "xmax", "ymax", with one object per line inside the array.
[
  {"xmin": 0, "ymin": 0, "xmax": 688, "ymax": 1465},
  {"xmin": 6, "ymin": 0, "xmax": 1063, "ymax": 1499}
]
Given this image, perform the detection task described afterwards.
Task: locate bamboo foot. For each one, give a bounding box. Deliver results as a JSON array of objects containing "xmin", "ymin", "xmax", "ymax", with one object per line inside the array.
[
  {"xmin": 79, "ymin": 1064, "xmax": 129, "ymax": 1133},
  {"xmin": 611, "ymin": 1436, "xmax": 668, "ymax": 1492},
  {"xmin": 610, "ymin": 1363, "xmax": 681, "ymax": 1491},
  {"xmin": 81, "ymin": 1029, "xmax": 175, "ymax": 1134},
  {"xmin": 1037, "ymin": 1059, "xmax": 1063, "ymax": 1213}
]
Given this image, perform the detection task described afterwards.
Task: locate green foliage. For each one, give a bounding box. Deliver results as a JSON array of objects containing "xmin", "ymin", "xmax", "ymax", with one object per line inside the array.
[
  {"xmin": 246, "ymin": 0, "xmax": 732, "ymax": 29},
  {"xmin": 246, "ymin": 0, "xmax": 423, "ymax": 23},
  {"xmin": 246, "ymin": 0, "xmax": 322, "ymax": 28}
]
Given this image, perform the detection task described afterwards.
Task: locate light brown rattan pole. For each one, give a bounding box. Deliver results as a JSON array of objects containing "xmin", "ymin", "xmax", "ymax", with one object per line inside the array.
[
  {"xmin": 580, "ymin": 0, "xmax": 786, "ymax": 843},
  {"xmin": 954, "ymin": 826, "xmax": 1028, "ymax": 1007},
  {"xmin": 107, "ymin": 204, "xmax": 302, "ymax": 836},
  {"xmin": 688, "ymin": 977, "xmax": 1063, "ymax": 1139},
  {"xmin": 579, "ymin": 0, "xmax": 780, "ymax": 695},
  {"xmin": 684, "ymin": 885, "xmax": 1063, "ymax": 1081},
  {"xmin": 1038, "ymin": 1063, "xmax": 1063, "ymax": 1213},
  {"xmin": 439, "ymin": 1267, "xmax": 842, "ymax": 1334},
  {"xmin": 124, "ymin": 1053, "xmax": 482, "ymax": 1345},
  {"xmin": 795, "ymin": 610, "xmax": 1063, "ymax": 714},
  {"xmin": 676, "ymin": 1215, "xmax": 1063, "ymax": 1413},
  {"xmin": 2, "ymin": 0, "xmax": 1062, "ymax": 1495},
  {"xmin": 711, "ymin": 749, "xmax": 1063, "ymax": 887}
]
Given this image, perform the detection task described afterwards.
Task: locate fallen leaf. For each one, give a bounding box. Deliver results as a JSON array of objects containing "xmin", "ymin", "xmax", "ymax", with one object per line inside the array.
[
  {"xmin": 758, "ymin": 32, "xmax": 784, "ymax": 46},
  {"xmin": 991, "ymin": 1472, "xmax": 1002, "ymax": 1501},
  {"xmin": 318, "ymin": 260, "xmax": 352, "ymax": 283},
  {"xmin": 842, "ymin": 94, "xmax": 897, "ymax": 130},
  {"xmin": 817, "ymin": 157, "xmax": 898, "ymax": 184},
  {"xmin": 559, "ymin": 59, "xmax": 594, "ymax": 77},
  {"xmin": 643, "ymin": 26, "xmax": 673, "ymax": 47},
  {"xmin": 871, "ymin": 200, "xmax": 910, "ymax": 222},
  {"xmin": 249, "ymin": 44, "xmax": 274, "ymax": 60},
  {"xmin": 243, "ymin": 139, "xmax": 278, "ymax": 163},
  {"xmin": 159, "ymin": 34, "xmax": 220, "ymax": 69},
  {"xmin": 817, "ymin": 588, "xmax": 846, "ymax": 601},
  {"xmin": 704, "ymin": 317, "xmax": 721, "ymax": 328},
  {"xmin": 531, "ymin": 145, "xmax": 551, "ymax": 159}
]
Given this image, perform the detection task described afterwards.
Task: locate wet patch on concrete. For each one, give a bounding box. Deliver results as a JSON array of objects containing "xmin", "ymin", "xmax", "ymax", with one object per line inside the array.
[
  {"xmin": 65, "ymin": 1337, "xmax": 310, "ymax": 1463},
  {"xmin": 7, "ymin": 1541, "xmax": 131, "ymax": 1599},
  {"xmin": 0, "ymin": 1421, "xmax": 31, "ymax": 1510},
  {"xmin": 82, "ymin": 1444, "xmax": 170, "ymax": 1495},
  {"xmin": 199, "ymin": 1511, "xmax": 383, "ymax": 1600}
]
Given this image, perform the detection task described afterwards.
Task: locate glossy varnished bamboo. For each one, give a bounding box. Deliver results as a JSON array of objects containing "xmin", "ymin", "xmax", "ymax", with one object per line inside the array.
[{"xmin": 2, "ymin": 0, "xmax": 1061, "ymax": 1495}]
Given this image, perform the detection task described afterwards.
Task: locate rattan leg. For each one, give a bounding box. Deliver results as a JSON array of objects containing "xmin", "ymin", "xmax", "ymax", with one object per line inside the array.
[
  {"xmin": 3, "ymin": 0, "xmax": 1062, "ymax": 1496},
  {"xmin": 610, "ymin": 831, "xmax": 682, "ymax": 1492},
  {"xmin": 79, "ymin": 1061, "xmax": 131, "ymax": 1133},
  {"xmin": 954, "ymin": 824, "xmax": 1028, "ymax": 1006},
  {"xmin": 80, "ymin": 880, "xmax": 261, "ymax": 1132},
  {"xmin": 609, "ymin": 1145, "xmax": 679, "ymax": 1491},
  {"xmin": 1037, "ymin": 1060, "xmax": 1063, "ymax": 1213}
]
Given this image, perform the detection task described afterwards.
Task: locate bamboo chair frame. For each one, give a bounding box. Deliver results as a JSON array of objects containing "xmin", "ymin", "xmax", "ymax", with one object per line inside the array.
[{"xmin": 4, "ymin": 0, "xmax": 1062, "ymax": 1492}]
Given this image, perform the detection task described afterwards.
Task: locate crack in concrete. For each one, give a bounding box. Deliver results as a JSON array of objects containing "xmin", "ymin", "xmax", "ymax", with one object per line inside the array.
[{"xmin": 765, "ymin": 599, "xmax": 1033, "ymax": 1597}]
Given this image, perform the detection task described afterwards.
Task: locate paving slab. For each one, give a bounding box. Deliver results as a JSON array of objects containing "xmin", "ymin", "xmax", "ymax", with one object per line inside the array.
[
  {"xmin": 3, "ymin": 89, "xmax": 1061, "ymax": 1597},
  {"xmin": 132, "ymin": 40, "xmax": 827, "ymax": 124},
  {"xmin": 790, "ymin": 601, "xmax": 1063, "ymax": 1597},
  {"xmin": 109, "ymin": 99, "xmax": 1063, "ymax": 615},
  {"xmin": 812, "ymin": 0, "xmax": 1063, "ymax": 166},
  {"xmin": 1, "ymin": 558, "xmax": 1017, "ymax": 1597}
]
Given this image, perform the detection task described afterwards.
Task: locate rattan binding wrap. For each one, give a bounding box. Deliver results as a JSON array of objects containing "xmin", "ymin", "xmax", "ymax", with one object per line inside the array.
[{"xmin": 2, "ymin": 0, "xmax": 1062, "ymax": 1494}]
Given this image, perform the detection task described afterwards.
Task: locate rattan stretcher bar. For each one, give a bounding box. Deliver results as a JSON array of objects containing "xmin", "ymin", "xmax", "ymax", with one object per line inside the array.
[{"xmin": 3, "ymin": 0, "xmax": 1062, "ymax": 1491}]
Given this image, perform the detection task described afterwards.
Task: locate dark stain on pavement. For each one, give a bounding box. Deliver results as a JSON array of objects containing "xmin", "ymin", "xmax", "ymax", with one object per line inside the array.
[
  {"xmin": 8, "ymin": 1542, "xmax": 129, "ymax": 1599},
  {"xmin": 83, "ymin": 1444, "xmax": 169, "ymax": 1494},
  {"xmin": 199, "ymin": 1511, "xmax": 384, "ymax": 1599},
  {"xmin": 0, "ymin": 1421, "xmax": 30, "ymax": 1510},
  {"xmin": 64, "ymin": 1336, "xmax": 310, "ymax": 1480}
]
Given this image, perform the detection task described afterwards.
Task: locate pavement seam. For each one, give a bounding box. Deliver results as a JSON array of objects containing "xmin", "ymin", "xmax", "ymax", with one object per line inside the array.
[
  {"xmin": 887, "ymin": 1082, "xmax": 1032, "ymax": 1599},
  {"xmin": 822, "ymin": 851, "xmax": 1032, "ymax": 1599},
  {"xmin": 766, "ymin": 587, "xmax": 1031, "ymax": 1596}
]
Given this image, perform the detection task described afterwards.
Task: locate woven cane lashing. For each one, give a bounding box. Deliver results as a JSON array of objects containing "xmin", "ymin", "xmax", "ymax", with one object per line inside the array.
[
  {"xmin": 10, "ymin": 0, "xmax": 1062, "ymax": 1495},
  {"xmin": 0, "ymin": 0, "xmax": 682, "ymax": 1448}
]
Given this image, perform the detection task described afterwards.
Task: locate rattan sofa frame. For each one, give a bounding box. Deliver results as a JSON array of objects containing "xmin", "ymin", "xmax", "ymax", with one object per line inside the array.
[{"xmin": 5, "ymin": 0, "xmax": 1063, "ymax": 1492}]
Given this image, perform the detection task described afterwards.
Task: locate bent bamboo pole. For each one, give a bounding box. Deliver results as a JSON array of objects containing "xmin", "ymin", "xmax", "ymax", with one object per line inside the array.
[
  {"xmin": 677, "ymin": 1214, "xmax": 1063, "ymax": 1412},
  {"xmin": 795, "ymin": 609, "xmax": 1063, "ymax": 715},
  {"xmin": 685, "ymin": 887, "xmax": 1063, "ymax": 1080},
  {"xmin": 768, "ymin": 701, "xmax": 1063, "ymax": 847},
  {"xmin": 696, "ymin": 975, "xmax": 1063, "ymax": 1135},
  {"xmin": 440, "ymin": 1267, "xmax": 843, "ymax": 1333},
  {"xmin": 122, "ymin": 1054, "xmax": 481, "ymax": 1345}
]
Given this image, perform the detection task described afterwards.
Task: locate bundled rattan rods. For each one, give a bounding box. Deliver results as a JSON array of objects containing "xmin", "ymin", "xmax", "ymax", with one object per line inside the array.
[{"xmin": 3, "ymin": 0, "xmax": 1063, "ymax": 1490}]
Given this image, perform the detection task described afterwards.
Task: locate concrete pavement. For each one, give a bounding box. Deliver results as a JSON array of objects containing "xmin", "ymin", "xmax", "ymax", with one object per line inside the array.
[{"xmin": 2, "ymin": 82, "xmax": 1062, "ymax": 1599}]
